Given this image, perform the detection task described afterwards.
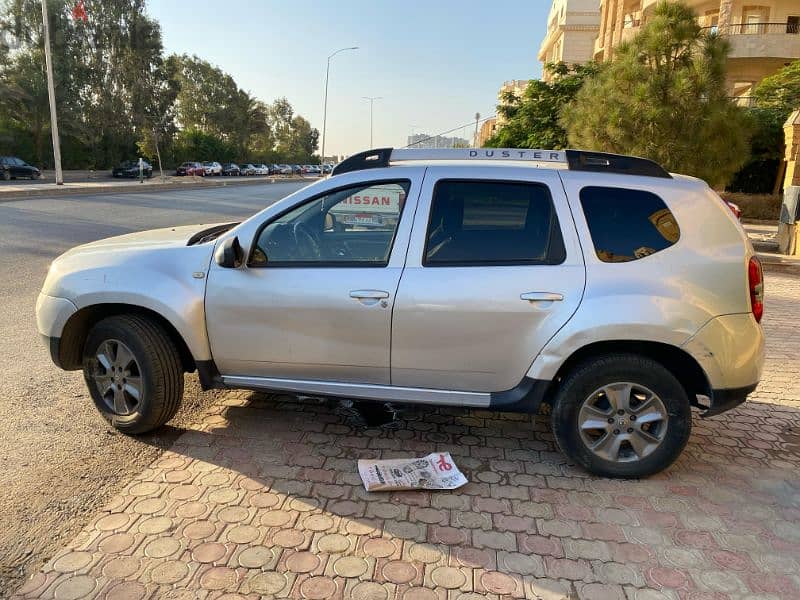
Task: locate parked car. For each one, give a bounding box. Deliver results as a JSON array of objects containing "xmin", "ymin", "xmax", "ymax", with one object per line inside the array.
[
  {"xmin": 239, "ymin": 163, "xmax": 256, "ymax": 176},
  {"xmin": 36, "ymin": 147, "xmax": 765, "ymax": 479},
  {"xmin": 112, "ymin": 160, "xmax": 153, "ymax": 178},
  {"xmin": 724, "ymin": 199, "xmax": 742, "ymax": 220},
  {"xmin": 276, "ymin": 164, "xmax": 292, "ymax": 175},
  {"xmin": 291, "ymin": 164, "xmax": 302, "ymax": 175},
  {"xmin": 253, "ymin": 164, "xmax": 270, "ymax": 175},
  {"xmin": 202, "ymin": 161, "xmax": 223, "ymax": 176},
  {"xmin": 322, "ymin": 163, "xmax": 333, "ymax": 174},
  {"xmin": 0, "ymin": 156, "xmax": 42, "ymax": 180},
  {"xmin": 176, "ymin": 162, "xmax": 203, "ymax": 176},
  {"xmin": 221, "ymin": 163, "xmax": 241, "ymax": 176}
]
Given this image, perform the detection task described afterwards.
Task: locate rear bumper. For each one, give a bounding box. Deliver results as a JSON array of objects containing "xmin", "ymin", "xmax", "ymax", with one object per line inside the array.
[
  {"xmin": 681, "ymin": 313, "xmax": 764, "ymax": 391},
  {"xmin": 702, "ymin": 383, "xmax": 758, "ymax": 417}
]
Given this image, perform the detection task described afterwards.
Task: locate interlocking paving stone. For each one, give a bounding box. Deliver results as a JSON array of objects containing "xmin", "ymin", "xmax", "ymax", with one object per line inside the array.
[{"xmin": 10, "ymin": 272, "xmax": 800, "ymax": 598}]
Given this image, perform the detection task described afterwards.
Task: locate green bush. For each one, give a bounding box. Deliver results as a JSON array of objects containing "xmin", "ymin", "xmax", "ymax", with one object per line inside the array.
[{"xmin": 722, "ymin": 193, "xmax": 782, "ymax": 221}]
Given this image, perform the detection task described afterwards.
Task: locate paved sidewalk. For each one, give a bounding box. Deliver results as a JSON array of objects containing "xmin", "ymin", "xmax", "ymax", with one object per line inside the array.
[{"xmin": 11, "ymin": 272, "xmax": 800, "ymax": 600}]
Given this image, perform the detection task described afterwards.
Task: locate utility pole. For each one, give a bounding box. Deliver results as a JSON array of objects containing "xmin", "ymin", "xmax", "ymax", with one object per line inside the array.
[
  {"xmin": 474, "ymin": 112, "xmax": 481, "ymax": 149},
  {"xmin": 41, "ymin": 0, "xmax": 63, "ymax": 185},
  {"xmin": 362, "ymin": 96, "xmax": 382, "ymax": 148},
  {"xmin": 320, "ymin": 46, "xmax": 358, "ymax": 167}
]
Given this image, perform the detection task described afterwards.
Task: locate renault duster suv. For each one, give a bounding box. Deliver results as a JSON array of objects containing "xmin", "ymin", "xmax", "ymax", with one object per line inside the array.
[{"xmin": 36, "ymin": 148, "xmax": 765, "ymax": 478}]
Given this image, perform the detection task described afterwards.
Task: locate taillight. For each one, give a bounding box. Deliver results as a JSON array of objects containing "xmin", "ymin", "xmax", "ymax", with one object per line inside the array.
[{"xmin": 748, "ymin": 256, "xmax": 764, "ymax": 323}]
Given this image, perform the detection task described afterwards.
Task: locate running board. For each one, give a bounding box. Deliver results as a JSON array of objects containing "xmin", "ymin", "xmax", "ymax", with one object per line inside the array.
[{"xmin": 221, "ymin": 376, "xmax": 492, "ymax": 408}]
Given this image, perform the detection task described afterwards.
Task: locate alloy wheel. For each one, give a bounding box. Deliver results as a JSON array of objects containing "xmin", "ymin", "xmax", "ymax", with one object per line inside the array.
[
  {"xmin": 90, "ymin": 339, "xmax": 143, "ymax": 415},
  {"xmin": 577, "ymin": 382, "xmax": 669, "ymax": 463}
]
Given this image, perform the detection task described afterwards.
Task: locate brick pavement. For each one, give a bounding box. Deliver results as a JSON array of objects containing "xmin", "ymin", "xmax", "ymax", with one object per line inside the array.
[{"xmin": 11, "ymin": 271, "xmax": 800, "ymax": 600}]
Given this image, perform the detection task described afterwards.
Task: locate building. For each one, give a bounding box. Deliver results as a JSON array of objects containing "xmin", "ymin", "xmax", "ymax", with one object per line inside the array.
[
  {"xmin": 595, "ymin": 0, "xmax": 800, "ymax": 100},
  {"xmin": 496, "ymin": 80, "xmax": 530, "ymax": 127},
  {"xmin": 475, "ymin": 118, "xmax": 497, "ymax": 147},
  {"xmin": 406, "ymin": 134, "xmax": 471, "ymax": 149},
  {"xmin": 538, "ymin": 0, "xmax": 602, "ymax": 81}
]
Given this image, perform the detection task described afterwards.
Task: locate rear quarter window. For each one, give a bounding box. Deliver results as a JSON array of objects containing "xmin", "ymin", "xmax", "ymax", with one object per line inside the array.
[{"xmin": 579, "ymin": 186, "xmax": 680, "ymax": 263}]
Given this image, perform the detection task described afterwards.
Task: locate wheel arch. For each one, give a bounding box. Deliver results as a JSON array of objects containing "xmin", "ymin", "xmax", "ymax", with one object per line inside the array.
[
  {"xmin": 545, "ymin": 340, "xmax": 712, "ymax": 408},
  {"xmin": 57, "ymin": 303, "xmax": 196, "ymax": 374}
]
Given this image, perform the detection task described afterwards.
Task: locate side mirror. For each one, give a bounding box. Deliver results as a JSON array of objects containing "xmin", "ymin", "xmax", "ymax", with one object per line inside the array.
[{"xmin": 214, "ymin": 236, "xmax": 244, "ymax": 268}]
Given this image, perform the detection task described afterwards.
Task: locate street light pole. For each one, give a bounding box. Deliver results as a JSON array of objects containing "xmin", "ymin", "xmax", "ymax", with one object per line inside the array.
[
  {"xmin": 41, "ymin": 0, "xmax": 63, "ymax": 185},
  {"xmin": 474, "ymin": 112, "xmax": 481, "ymax": 149},
  {"xmin": 320, "ymin": 46, "xmax": 358, "ymax": 166},
  {"xmin": 362, "ymin": 96, "xmax": 382, "ymax": 148}
]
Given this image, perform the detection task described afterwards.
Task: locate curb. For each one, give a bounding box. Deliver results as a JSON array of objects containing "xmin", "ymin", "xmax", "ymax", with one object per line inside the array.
[
  {"xmin": 757, "ymin": 252, "xmax": 800, "ymax": 272},
  {"xmin": 0, "ymin": 176, "xmax": 310, "ymax": 202}
]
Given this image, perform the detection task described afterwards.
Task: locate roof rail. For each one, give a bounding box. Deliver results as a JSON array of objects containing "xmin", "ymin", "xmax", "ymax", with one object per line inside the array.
[
  {"xmin": 331, "ymin": 147, "xmax": 672, "ymax": 179},
  {"xmin": 564, "ymin": 150, "xmax": 671, "ymax": 179}
]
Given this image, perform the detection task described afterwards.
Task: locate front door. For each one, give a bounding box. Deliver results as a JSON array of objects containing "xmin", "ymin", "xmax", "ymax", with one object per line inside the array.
[
  {"xmin": 206, "ymin": 177, "xmax": 417, "ymax": 384},
  {"xmin": 391, "ymin": 167, "xmax": 585, "ymax": 392}
]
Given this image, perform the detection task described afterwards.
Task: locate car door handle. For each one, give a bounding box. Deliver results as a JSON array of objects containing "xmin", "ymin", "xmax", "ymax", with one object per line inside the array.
[
  {"xmin": 520, "ymin": 292, "xmax": 564, "ymax": 302},
  {"xmin": 350, "ymin": 290, "xmax": 390, "ymax": 300}
]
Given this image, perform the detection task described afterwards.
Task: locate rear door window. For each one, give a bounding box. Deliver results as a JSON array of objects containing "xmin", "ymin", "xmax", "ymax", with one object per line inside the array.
[
  {"xmin": 579, "ymin": 186, "xmax": 679, "ymax": 262},
  {"xmin": 423, "ymin": 180, "xmax": 565, "ymax": 266}
]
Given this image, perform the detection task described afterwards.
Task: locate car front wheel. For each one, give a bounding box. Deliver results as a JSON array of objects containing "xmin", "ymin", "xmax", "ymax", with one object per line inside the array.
[
  {"xmin": 82, "ymin": 315, "xmax": 184, "ymax": 434},
  {"xmin": 551, "ymin": 354, "xmax": 691, "ymax": 479}
]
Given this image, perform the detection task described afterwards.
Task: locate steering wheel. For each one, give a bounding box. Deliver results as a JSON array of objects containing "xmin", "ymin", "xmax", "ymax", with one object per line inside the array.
[{"xmin": 292, "ymin": 222, "xmax": 321, "ymax": 259}]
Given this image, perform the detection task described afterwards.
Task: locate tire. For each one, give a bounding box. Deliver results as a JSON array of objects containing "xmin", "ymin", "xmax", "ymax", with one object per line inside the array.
[
  {"xmin": 551, "ymin": 354, "xmax": 691, "ymax": 479},
  {"xmin": 1, "ymin": 169, "xmax": 9, "ymax": 181},
  {"xmin": 82, "ymin": 315, "xmax": 184, "ymax": 434}
]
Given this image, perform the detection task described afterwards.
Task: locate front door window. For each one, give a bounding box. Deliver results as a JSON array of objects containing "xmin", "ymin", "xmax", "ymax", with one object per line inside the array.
[{"xmin": 251, "ymin": 181, "xmax": 409, "ymax": 267}]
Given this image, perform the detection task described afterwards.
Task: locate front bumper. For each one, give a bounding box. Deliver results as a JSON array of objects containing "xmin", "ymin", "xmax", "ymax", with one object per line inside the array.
[
  {"xmin": 36, "ymin": 294, "xmax": 77, "ymax": 368},
  {"xmin": 41, "ymin": 334, "xmax": 64, "ymax": 368}
]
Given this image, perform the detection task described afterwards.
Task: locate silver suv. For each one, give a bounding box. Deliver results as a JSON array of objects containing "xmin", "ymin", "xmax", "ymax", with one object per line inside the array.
[{"xmin": 36, "ymin": 148, "xmax": 765, "ymax": 478}]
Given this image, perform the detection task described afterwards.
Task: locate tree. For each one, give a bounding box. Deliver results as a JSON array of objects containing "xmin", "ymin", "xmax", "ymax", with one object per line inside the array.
[
  {"xmin": 753, "ymin": 59, "xmax": 800, "ymax": 118},
  {"xmin": 485, "ymin": 62, "xmax": 599, "ymax": 149},
  {"xmin": 561, "ymin": 1, "xmax": 751, "ymax": 188},
  {"xmin": 268, "ymin": 98, "xmax": 318, "ymax": 163},
  {"xmin": 0, "ymin": 0, "xmax": 84, "ymax": 165},
  {"xmin": 169, "ymin": 54, "xmax": 240, "ymax": 137}
]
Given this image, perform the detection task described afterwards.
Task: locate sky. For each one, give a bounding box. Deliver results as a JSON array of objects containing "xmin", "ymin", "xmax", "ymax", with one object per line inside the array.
[{"xmin": 146, "ymin": 1, "xmax": 549, "ymax": 157}]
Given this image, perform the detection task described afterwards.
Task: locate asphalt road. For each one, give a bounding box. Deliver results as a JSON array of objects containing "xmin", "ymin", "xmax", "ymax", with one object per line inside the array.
[{"xmin": 0, "ymin": 181, "xmax": 308, "ymax": 594}]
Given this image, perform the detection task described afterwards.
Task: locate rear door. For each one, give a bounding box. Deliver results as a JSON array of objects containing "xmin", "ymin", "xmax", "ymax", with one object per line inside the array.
[{"xmin": 391, "ymin": 166, "xmax": 585, "ymax": 392}]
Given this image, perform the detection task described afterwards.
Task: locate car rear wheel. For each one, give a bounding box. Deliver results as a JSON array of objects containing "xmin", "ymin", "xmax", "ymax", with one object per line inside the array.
[
  {"xmin": 1, "ymin": 170, "xmax": 9, "ymax": 181},
  {"xmin": 82, "ymin": 315, "xmax": 184, "ymax": 434},
  {"xmin": 551, "ymin": 354, "xmax": 691, "ymax": 478}
]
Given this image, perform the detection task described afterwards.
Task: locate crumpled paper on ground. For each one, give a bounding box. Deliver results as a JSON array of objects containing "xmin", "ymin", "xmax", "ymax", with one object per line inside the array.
[{"xmin": 357, "ymin": 452, "xmax": 468, "ymax": 491}]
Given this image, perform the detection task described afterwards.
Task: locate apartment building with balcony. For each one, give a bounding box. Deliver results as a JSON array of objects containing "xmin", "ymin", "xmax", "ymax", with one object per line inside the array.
[
  {"xmin": 594, "ymin": 0, "xmax": 800, "ymax": 100},
  {"xmin": 538, "ymin": 0, "xmax": 602, "ymax": 81}
]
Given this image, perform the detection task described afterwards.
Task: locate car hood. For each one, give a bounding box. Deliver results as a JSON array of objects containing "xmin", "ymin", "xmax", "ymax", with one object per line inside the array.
[
  {"xmin": 69, "ymin": 224, "xmax": 223, "ymax": 253},
  {"xmin": 42, "ymin": 224, "xmax": 229, "ymax": 300}
]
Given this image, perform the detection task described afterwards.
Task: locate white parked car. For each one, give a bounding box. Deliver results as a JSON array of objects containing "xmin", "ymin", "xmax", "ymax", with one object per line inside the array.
[
  {"xmin": 202, "ymin": 161, "xmax": 222, "ymax": 176},
  {"xmin": 251, "ymin": 164, "xmax": 269, "ymax": 175},
  {"xmin": 36, "ymin": 148, "xmax": 764, "ymax": 478}
]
